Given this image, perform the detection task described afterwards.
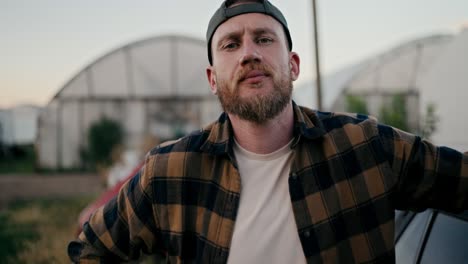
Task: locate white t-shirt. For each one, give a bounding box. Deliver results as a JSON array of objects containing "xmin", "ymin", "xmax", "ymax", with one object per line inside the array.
[{"xmin": 227, "ymin": 140, "xmax": 306, "ymax": 264}]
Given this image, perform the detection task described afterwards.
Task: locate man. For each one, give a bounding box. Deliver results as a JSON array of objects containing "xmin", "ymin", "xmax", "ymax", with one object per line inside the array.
[{"xmin": 68, "ymin": 0, "xmax": 468, "ymax": 263}]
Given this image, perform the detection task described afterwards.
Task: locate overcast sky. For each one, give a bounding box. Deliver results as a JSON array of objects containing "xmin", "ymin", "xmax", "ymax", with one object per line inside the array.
[{"xmin": 1, "ymin": 0, "xmax": 467, "ymax": 108}]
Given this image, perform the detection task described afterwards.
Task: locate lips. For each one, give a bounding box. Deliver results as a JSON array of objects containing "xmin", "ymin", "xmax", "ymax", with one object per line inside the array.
[{"xmin": 239, "ymin": 70, "xmax": 269, "ymax": 83}]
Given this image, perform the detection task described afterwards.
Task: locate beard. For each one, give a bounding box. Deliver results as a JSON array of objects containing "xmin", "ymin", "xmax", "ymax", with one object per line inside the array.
[{"xmin": 216, "ymin": 63, "xmax": 293, "ymax": 124}]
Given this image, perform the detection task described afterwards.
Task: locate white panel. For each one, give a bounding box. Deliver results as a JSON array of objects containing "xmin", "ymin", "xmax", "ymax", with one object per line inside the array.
[
  {"xmin": 60, "ymin": 71, "xmax": 89, "ymax": 98},
  {"xmin": 348, "ymin": 36, "xmax": 452, "ymax": 94},
  {"xmin": 349, "ymin": 51, "xmax": 415, "ymax": 93},
  {"xmin": 146, "ymin": 100, "xmax": 178, "ymax": 140},
  {"xmin": 147, "ymin": 102, "xmax": 172, "ymax": 140},
  {"xmin": 200, "ymin": 99, "xmax": 222, "ymax": 126},
  {"xmin": 37, "ymin": 103, "xmax": 58, "ymax": 168},
  {"xmin": 292, "ymin": 84, "xmax": 316, "ymax": 110},
  {"xmin": 145, "ymin": 99, "xmax": 205, "ymax": 140},
  {"xmin": 420, "ymin": 30, "xmax": 468, "ymax": 151},
  {"xmin": 91, "ymin": 50, "xmax": 128, "ymax": 97},
  {"xmin": 348, "ymin": 60, "xmax": 381, "ymax": 92},
  {"xmin": 365, "ymin": 94, "xmax": 384, "ymax": 116},
  {"xmin": 376, "ymin": 49, "xmax": 417, "ymax": 91},
  {"xmin": 130, "ymin": 38, "xmax": 172, "ymax": 96},
  {"xmin": 331, "ymin": 96, "xmax": 346, "ymax": 113},
  {"xmin": 60, "ymin": 101, "xmax": 81, "ymax": 168},
  {"xmin": 175, "ymin": 38, "xmax": 212, "ymax": 96},
  {"xmin": 149, "ymin": 121, "xmax": 174, "ymax": 140},
  {"xmin": 406, "ymin": 94, "xmax": 419, "ymax": 132},
  {"xmin": 123, "ymin": 101, "xmax": 146, "ymax": 134},
  {"xmin": 101, "ymin": 101, "xmax": 124, "ymax": 121},
  {"xmin": 414, "ymin": 40, "xmax": 452, "ymax": 87},
  {"xmin": 123, "ymin": 101, "xmax": 146, "ymax": 149}
]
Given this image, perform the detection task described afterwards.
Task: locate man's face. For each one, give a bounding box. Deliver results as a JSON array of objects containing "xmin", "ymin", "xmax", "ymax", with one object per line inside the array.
[{"xmin": 206, "ymin": 13, "xmax": 300, "ymax": 124}]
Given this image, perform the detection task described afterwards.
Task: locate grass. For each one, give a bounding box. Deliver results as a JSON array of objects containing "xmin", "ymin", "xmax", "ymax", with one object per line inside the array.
[
  {"xmin": 0, "ymin": 196, "xmax": 158, "ymax": 263},
  {"xmin": 0, "ymin": 196, "xmax": 95, "ymax": 264},
  {"xmin": 0, "ymin": 213, "xmax": 38, "ymax": 263}
]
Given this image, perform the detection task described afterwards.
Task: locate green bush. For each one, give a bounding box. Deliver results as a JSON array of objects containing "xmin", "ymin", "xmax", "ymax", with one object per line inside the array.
[
  {"xmin": 419, "ymin": 103, "xmax": 439, "ymax": 140},
  {"xmin": 84, "ymin": 118, "xmax": 124, "ymax": 169},
  {"xmin": 345, "ymin": 93, "xmax": 438, "ymax": 139},
  {"xmin": 345, "ymin": 95, "xmax": 369, "ymax": 114},
  {"xmin": 379, "ymin": 94, "xmax": 408, "ymax": 131},
  {"xmin": 0, "ymin": 144, "xmax": 36, "ymax": 174}
]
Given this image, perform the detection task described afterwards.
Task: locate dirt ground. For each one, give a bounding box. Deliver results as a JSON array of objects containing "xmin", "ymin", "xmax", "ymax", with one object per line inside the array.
[{"xmin": 0, "ymin": 173, "xmax": 105, "ymax": 210}]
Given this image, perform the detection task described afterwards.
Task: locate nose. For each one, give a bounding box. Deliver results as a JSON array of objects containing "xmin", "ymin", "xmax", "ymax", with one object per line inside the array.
[{"xmin": 239, "ymin": 40, "xmax": 262, "ymax": 66}]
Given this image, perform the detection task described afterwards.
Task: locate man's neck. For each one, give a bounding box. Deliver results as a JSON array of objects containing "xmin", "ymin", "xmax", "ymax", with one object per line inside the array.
[{"xmin": 229, "ymin": 101, "xmax": 294, "ymax": 154}]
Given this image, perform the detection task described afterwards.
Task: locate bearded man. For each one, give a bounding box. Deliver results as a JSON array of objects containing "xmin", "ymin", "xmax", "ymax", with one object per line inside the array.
[{"xmin": 69, "ymin": 1, "xmax": 468, "ymax": 263}]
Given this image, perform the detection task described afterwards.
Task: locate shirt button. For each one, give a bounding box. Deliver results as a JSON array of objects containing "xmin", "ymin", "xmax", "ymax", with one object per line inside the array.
[
  {"xmin": 304, "ymin": 231, "xmax": 310, "ymax": 238},
  {"xmin": 291, "ymin": 172, "xmax": 298, "ymax": 180}
]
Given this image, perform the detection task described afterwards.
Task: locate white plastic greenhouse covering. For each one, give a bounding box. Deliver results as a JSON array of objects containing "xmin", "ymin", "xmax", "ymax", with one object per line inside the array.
[
  {"xmin": 419, "ymin": 28, "xmax": 468, "ymax": 151},
  {"xmin": 335, "ymin": 31, "xmax": 468, "ymax": 151},
  {"xmin": 334, "ymin": 34, "xmax": 454, "ymax": 133},
  {"xmin": 295, "ymin": 29, "xmax": 468, "ymax": 151},
  {"xmin": 294, "ymin": 35, "xmax": 455, "ymax": 114},
  {"xmin": 37, "ymin": 35, "xmax": 221, "ymax": 170}
]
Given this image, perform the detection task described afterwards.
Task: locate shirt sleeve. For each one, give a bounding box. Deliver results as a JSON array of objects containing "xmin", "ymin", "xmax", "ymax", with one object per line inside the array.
[
  {"xmin": 380, "ymin": 124, "xmax": 468, "ymax": 212},
  {"xmin": 68, "ymin": 161, "xmax": 159, "ymax": 263}
]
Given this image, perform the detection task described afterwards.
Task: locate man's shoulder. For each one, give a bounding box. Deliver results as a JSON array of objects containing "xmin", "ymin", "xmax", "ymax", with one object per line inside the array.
[
  {"xmin": 146, "ymin": 131, "xmax": 206, "ymax": 157},
  {"xmin": 298, "ymin": 105, "xmax": 378, "ymax": 129},
  {"xmin": 139, "ymin": 118, "xmax": 223, "ymax": 180},
  {"xmin": 146, "ymin": 119, "xmax": 220, "ymax": 157}
]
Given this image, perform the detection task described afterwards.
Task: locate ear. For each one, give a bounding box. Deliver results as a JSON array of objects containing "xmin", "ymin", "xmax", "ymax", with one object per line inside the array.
[
  {"xmin": 206, "ymin": 66, "xmax": 218, "ymax": 95},
  {"xmin": 289, "ymin": 52, "xmax": 300, "ymax": 81}
]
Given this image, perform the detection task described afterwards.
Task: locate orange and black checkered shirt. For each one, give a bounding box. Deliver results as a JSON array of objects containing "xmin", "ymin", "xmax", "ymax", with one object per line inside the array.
[{"xmin": 68, "ymin": 103, "xmax": 468, "ymax": 263}]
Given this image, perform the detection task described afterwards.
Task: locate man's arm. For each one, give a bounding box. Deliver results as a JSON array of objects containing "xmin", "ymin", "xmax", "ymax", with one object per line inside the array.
[
  {"xmin": 380, "ymin": 124, "xmax": 468, "ymax": 212},
  {"xmin": 68, "ymin": 163, "xmax": 159, "ymax": 263}
]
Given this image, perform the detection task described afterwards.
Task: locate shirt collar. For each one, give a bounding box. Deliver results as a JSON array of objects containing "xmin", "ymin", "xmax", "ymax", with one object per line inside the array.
[
  {"xmin": 200, "ymin": 101, "xmax": 327, "ymax": 155},
  {"xmin": 200, "ymin": 112, "xmax": 233, "ymax": 155},
  {"xmin": 292, "ymin": 101, "xmax": 327, "ymax": 141}
]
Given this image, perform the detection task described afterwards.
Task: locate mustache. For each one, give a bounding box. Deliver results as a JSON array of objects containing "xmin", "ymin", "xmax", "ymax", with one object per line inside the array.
[{"xmin": 236, "ymin": 63, "xmax": 273, "ymax": 83}]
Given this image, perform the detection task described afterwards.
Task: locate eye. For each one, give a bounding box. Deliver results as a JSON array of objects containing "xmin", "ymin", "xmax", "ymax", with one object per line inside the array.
[
  {"xmin": 222, "ymin": 42, "xmax": 239, "ymax": 50},
  {"xmin": 257, "ymin": 37, "xmax": 273, "ymax": 45}
]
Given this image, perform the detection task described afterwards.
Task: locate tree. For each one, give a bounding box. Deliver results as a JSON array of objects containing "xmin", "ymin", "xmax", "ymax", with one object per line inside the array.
[
  {"xmin": 379, "ymin": 93, "xmax": 409, "ymax": 132},
  {"xmin": 419, "ymin": 103, "xmax": 439, "ymax": 140},
  {"xmin": 85, "ymin": 117, "xmax": 124, "ymax": 169},
  {"xmin": 345, "ymin": 95, "xmax": 369, "ymax": 114},
  {"xmin": 345, "ymin": 92, "xmax": 438, "ymax": 139}
]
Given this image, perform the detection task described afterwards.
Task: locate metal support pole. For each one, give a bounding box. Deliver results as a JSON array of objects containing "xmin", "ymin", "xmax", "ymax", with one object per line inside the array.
[{"xmin": 312, "ymin": 0, "xmax": 322, "ymax": 109}]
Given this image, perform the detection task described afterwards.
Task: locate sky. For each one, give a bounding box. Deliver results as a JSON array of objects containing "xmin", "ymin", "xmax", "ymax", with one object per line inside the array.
[{"xmin": 1, "ymin": 0, "xmax": 467, "ymax": 108}]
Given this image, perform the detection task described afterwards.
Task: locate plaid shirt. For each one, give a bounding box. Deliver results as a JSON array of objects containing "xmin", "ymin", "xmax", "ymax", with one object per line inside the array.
[{"xmin": 69, "ymin": 103, "xmax": 468, "ymax": 263}]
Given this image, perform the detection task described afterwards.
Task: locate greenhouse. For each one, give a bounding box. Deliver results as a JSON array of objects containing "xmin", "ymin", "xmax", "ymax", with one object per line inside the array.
[
  {"xmin": 37, "ymin": 35, "xmax": 221, "ymax": 170},
  {"xmin": 294, "ymin": 28, "xmax": 468, "ymax": 151},
  {"xmin": 330, "ymin": 34, "xmax": 453, "ymax": 133}
]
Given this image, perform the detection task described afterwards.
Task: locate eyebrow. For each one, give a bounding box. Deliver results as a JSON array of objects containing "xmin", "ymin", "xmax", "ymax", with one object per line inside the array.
[
  {"xmin": 252, "ymin": 27, "xmax": 278, "ymax": 37},
  {"xmin": 216, "ymin": 27, "xmax": 278, "ymax": 49}
]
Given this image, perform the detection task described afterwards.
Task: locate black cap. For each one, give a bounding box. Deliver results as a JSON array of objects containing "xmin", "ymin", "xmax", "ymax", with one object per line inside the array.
[{"xmin": 206, "ymin": 0, "xmax": 292, "ymax": 65}]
